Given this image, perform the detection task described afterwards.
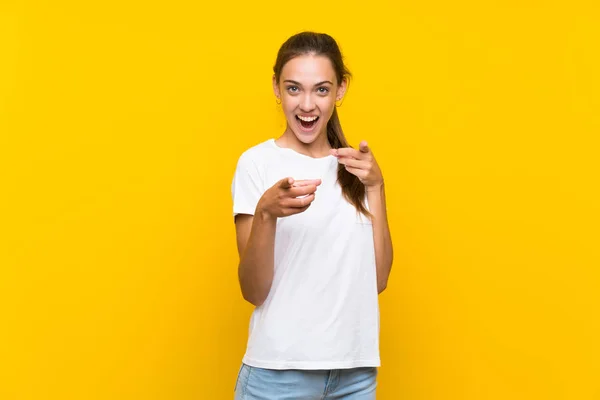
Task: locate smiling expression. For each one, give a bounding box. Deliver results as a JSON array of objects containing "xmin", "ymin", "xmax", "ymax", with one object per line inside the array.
[{"xmin": 273, "ymin": 54, "xmax": 347, "ymax": 145}]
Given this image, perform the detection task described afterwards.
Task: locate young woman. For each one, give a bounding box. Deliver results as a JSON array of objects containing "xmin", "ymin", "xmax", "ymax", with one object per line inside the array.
[{"xmin": 231, "ymin": 31, "xmax": 393, "ymax": 399}]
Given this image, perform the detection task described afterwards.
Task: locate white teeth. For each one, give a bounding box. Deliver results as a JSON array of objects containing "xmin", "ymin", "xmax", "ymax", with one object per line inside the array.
[{"xmin": 297, "ymin": 115, "xmax": 318, "ymax": 122}]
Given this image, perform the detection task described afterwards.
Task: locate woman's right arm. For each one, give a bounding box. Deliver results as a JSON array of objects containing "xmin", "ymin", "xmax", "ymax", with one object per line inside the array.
[
  {"xmin": 235, "ymin": 177, "xmax": 321, "ymax": 307},
  {"xmin": 235, "ymin": 211, "xmax": 277, "ymax": 307}
]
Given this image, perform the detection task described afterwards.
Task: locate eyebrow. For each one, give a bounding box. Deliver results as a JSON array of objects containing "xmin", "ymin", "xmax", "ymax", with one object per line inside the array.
[{"xmin": 283, "ymin": 79, "xmax": 333, "ymax": 86}]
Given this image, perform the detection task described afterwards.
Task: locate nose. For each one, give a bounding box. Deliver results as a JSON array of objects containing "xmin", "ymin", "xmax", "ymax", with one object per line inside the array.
[{"xmin": 299, "ymin": 92, "xmax": 316, "ymax": 112}]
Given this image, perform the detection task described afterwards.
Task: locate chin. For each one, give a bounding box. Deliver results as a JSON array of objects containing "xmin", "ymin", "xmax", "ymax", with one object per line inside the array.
[
  {"xmin": 293, "ymin": 130, "xmax": 324, "ymax": 145},
  {"xmin": 294, "ymin": 132, "xmax": 318, "ymax": 143},
  {"xmin": 288, "ymin": 121, "xmax": 326, "ymax": 144}
]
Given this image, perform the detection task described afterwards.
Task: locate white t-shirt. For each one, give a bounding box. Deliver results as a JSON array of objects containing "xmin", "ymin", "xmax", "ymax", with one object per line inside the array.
[{"xmin": 231, "ymin": 138, "xmax": 380, "ymax": 370}]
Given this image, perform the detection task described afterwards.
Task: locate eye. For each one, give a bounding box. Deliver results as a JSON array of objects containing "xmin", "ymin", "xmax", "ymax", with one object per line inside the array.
[
  {"xmin": 286, "ymin": 86, "xmax": 299, "ymax": 93},
  {"xmin": 318, "ymin": 87, "xmax": 329, "ymax": 94}
]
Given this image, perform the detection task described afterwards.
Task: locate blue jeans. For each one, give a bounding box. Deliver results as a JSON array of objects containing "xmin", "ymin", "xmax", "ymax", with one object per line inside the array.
[{"xmin": 234, "ymin": 363, "xmax": 378, "ymax": 399}]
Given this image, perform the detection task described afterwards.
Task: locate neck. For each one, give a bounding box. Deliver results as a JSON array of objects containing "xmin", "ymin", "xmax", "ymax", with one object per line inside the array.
[{"xmin": 277, "ymin": 125, "xmax": 332, "ymax": 158}]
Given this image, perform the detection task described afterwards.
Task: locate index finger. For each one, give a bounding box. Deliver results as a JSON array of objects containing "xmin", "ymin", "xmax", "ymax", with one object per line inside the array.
[
  {"xmin": 334, "ymin": 147, "xmax": 362, "ymax": 159},
  {"xmin": 292, "ymin": 179, "xmax": 322, "ymax": 187}
]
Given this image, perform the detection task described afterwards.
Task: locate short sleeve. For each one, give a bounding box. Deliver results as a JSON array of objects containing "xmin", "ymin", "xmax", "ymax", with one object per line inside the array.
[{"xmin": 231, "ymin": 153, "xmax": 264, "ymax": 218}]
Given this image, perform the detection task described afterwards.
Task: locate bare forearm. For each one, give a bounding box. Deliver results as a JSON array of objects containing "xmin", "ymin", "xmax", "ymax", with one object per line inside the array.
[
  {"xmin": 238, "ymin": 211, "xmax": 277, "ymax": 306},
  {"xmin": 366, "ymin": 182, "xmax": 393, "ymax": 294}
]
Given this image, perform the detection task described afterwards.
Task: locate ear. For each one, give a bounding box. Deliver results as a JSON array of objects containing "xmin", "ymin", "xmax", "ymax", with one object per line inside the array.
[
  {"xmin": 272, "ymin": 74, "xmax": 281, "ymax": 99},
  {"xmin": 336, "ymin": 77, "xmax": 348, "ymax": 101}
]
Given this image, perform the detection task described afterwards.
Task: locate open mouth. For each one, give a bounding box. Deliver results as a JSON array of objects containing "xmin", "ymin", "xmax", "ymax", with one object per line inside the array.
[{"xmin": 295, "ymin": 115, "xmax": 320, "ymax": 132}]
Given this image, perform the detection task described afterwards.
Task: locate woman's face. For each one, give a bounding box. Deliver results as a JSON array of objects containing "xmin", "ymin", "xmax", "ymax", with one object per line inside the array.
[{"xmin": 273, "ymin": 54, "xmax": 346, "ymax": 145}]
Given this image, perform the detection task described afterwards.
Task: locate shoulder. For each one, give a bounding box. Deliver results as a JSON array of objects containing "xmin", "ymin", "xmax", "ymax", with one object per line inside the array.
[{"xmin": 235, "ymin": 138, "xmax": 277, "ymax": 169}]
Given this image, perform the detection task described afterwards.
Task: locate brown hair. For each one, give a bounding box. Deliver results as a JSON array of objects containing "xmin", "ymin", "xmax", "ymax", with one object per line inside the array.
[{"xmin": 273, "ymin": 31, "xmax": 371, "ymax": 219}]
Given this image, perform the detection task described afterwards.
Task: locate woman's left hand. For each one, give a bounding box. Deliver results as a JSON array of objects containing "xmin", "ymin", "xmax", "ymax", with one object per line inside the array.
[{"xmin": 330, "ymin": 140, "xmax": 384, "ymax": 191}]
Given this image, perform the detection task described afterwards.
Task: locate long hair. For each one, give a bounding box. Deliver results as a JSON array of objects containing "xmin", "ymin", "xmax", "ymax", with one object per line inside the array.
[{"xmin": 273, "ymin": 31, "xmax": 371, "ymax": 219}]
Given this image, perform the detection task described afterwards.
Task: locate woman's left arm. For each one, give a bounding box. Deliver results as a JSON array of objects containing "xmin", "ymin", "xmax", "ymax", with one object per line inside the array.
[
  {"xmin": 366, "ymin": 182, "xmax": 393, "ymax": 293},
  {"xmin": 331, "ymin": 141, "xmax": 394, "ymax": 294}
]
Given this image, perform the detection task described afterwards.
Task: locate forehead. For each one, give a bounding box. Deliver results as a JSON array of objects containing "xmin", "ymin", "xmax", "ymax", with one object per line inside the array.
[{"xmin": 281, "ymin": 54, "xmax": 336, "ymax": 84}]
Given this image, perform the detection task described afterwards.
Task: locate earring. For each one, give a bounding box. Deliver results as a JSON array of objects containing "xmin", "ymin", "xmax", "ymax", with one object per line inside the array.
[
  {"xmin": 335, "ymin": 97, "xmax": 344, "ymax": 107},
  {"xmin": 276, "ymin": 97, "xmax": 281, "ymax": 105}
]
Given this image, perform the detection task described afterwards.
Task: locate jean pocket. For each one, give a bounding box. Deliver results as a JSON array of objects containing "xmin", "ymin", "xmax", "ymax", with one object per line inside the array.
[{"xmin": 234, "ymin": 363, "xmax": 244, "ymax": 392}]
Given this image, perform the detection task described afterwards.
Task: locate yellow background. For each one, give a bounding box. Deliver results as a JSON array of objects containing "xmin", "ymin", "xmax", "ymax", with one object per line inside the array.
[{"xmin": 1, "ymin": 1, "xmax": 599, "ymax": 399}]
